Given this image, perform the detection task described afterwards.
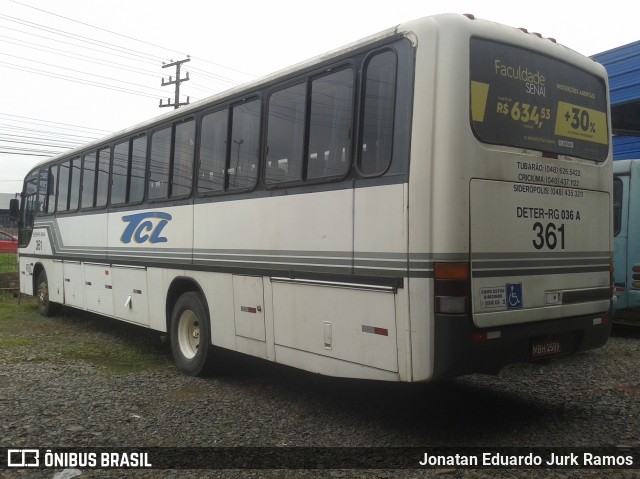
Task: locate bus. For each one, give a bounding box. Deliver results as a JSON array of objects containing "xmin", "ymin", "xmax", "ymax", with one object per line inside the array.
[
  {"xmin": 613, "ymin": 159, "xmax": 640, "ymax": 322},
  {"xmin": 10, "ymin": 13, "xmax": 613, "ymax": 382}
]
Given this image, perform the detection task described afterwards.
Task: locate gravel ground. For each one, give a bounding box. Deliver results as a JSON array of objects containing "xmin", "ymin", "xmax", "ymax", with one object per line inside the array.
[{"xmin": 1, "ymin": 300, "xmax": 639, "ymax": 479}]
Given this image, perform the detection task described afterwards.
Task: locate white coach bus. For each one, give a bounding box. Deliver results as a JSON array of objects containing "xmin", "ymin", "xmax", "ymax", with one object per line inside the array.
[{"xmin": 10, "ymin": 13, "xmax": 613, "ymax": 381}]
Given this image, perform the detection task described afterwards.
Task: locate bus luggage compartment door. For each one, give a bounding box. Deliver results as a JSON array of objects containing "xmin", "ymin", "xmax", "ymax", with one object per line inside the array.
[
  {"xmin": 112, "ymin": 265, "xmax": 149, "ymax": 326},
  {"xmin": 232, "ymin": 275, "xmax": 266, "ymax": 342},
  {"xmin": 271, "ymin": 278, "xmax": 398, "ymax": 374},
  {"xmin": 469, "ymin": 179, "xmax": 611, "ymax": 329}
]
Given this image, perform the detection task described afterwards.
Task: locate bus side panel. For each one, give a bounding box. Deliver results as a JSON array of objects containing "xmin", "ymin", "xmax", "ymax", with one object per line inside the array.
[
  {"xmin": 111, "ymin": 266, "xmax": 148, "ymax": 326},
  {"xmin": 51, "ymin": 260, "xmax": 64, "ymax": 305},
  {"xmin": 407, "ymin": 278, "xmax": 434, "ymax": 382},
  {"xmin": 84, "ymin": 263, "xmax": 114, "ymax": 317},
  {"xmin": 353, "ymin": 183, "xmax": 407, "ymax": 260},
  {"xmin": 188, "ymin": 270, "xmax": 237, "ymax": 351},
  {"xmin": 272, "ymin": 280, "xmax": 399, "ymax": 376},
  {"xmin": 63, "ymin": 261, "xmax": 85, "ymax": 309},
  {"xmin": 232, "ymin": 275, "xmax": 266, "ymax": 342},
  {"xmin": 193, "ymin": 190, "xmax": 353, "ymax": 257},
  {"xmin": 57, "ymin": 214, "xmax": 108, "ymax": 262},
  {"xmin": 232, "ymin": 274, "xmax": 268, "ymax": 359}
]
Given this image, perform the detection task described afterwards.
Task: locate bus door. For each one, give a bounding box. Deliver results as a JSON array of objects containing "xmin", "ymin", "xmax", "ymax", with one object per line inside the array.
[{"xmin": 233, "ymin": 275, "xmax": 266, "ymax": 342}]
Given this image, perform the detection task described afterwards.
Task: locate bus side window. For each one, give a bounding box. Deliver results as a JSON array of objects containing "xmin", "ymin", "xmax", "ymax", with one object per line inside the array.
[
  {"xmin": 172, "ymin": 119, "xmax": 195, "ymax": 197},
  {"xmin": 130, "ymin": 136, "xmax": 146, "ymax": 203},
  {"xmin": 37, "ymin": 169, "xmax": 49, "ymax": 213},
  {"xmin": 229, "ymin": 100, "xmax": 260, "ymax": 190},
  {"xmin": 307, "ymin": 68, "xmax": 353, "ymax": 180},
  {"xmin": 47, "ymin": 165, "xmax": 58, "ymax": 214},
  {"xmin": 358, "ymin": 49, "xmax": 397, "ymax": 177},
  {"xmin": 111, "ymin": 141, "xmax": 129, "ymax": 205},
  {"xmin": 266, "ymin": 83, "xmax": 306, "ymax": 185},
  {"xmin": 96, "ymin": 148, "xmax": 110, "ymax": 207},
  {"xmin": 57, "ymin": 160, "xmax": 71, "ymax": 212},
  {"xmin": 149, "ymin": 121, "xmax": 194, "ymax": 200},
  {"xmin": 69, "ymin": 157, "xmax": 81, "ymax": 211},
  {"xmin": 149, "ymin": 127, "xmax": 171, "ymax": 200},
  {"xmin": 113, "ymin": 136, "xmax": 146, "ymax": 205},
  {"xmin": 81, "ymin": 152, "xmax": 97, "ymax": 209},
  {"xmin": 198, "ymin": 109, "xmax": 228, "ymax": 193}
]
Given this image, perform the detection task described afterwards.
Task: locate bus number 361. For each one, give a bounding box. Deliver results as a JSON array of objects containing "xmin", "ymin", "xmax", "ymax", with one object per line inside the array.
[{"xmin": 532, "ymin": 222, "xmax": 565, "ymax": 250}]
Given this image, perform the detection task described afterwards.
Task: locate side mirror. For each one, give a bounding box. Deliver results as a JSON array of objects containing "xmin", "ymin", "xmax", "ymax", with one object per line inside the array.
[{"xmin": 9, "ymin": 198, "xmax": 19, "ymax": 221}]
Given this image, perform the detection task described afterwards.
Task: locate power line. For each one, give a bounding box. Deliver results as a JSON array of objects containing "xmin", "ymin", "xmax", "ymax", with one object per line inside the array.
[
  {"xmin": 0, "ymin": 146, "xmax": 62, "ymax": 156},
  {"xmin": 0, "ymin": 23, "xmax": 160, "ymax": 67},
  {"xmin": 10, "ymin": 0, "xmax": 188, "ymax": 59},
  {"xmin": 6, "ymin": 2, "xmax": 257, "ymax": 78},
  {"xmin": 0, "ymin": 7, "xmax": 256, "ymax": 102},
  {"xmin": 1, "ymin": 133, "xmax": 86, "ymax": 146},
  {"xmin": 0, "ymin": 35, "xmax": 161, "ymax": 78},
  {"xmin": 0, "ymin": 62, "xmax": 163, "ymax": 99},
  {"xmin": 0, "ymin": 124, "xmax": 103, "ymax": 142},
  {"xmin": 0, "ymin": 2, "xmax": 265, "ymax": 169},
  {"xmin": 0, "ymin": 52, "xmax": 167, "ymax": 94},
  {"xmin": 0, "ymin": 23, "xmax": 243, "ymax": 95},
  {"xmin": 0, "ymin": 113, "xmax": 112, "ymax": 134},
  {"xmin": 0, "ymin": 138, "xmax": 80, "ymax": 149},
  {"xmin": 0, "ymin": 13, "xmax": 166, "ymax": 64}
]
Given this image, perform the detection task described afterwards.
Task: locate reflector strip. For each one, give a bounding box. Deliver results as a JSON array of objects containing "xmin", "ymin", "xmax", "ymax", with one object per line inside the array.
[
  {"xmin": 472, "ymin": 330, "xmax": 501, "ymax": 342},
  {"xmin": 593, "ymin": 316, "xmax": 609, "ymax": 325},
  {"xmin": 362, "ymin": 325, "xmax": 389, "ymax": 336}
]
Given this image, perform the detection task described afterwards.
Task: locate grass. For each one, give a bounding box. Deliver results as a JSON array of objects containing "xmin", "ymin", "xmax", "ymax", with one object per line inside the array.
[
  {"xmin": 0, "ymin": 252, "xmax": 18, "ymax": 273},
  {"xmin": 0, "ymin": 292, "xmax": 174, "ymax": 375}
]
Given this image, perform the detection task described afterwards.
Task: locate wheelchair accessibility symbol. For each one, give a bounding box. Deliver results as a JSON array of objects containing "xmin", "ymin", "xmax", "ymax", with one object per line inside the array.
[{"xmin": 506, "ymin": 283, "xmax": 523, "ymax": 309}]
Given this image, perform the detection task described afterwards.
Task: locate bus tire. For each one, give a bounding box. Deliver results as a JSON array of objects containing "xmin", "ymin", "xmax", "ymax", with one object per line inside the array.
[
  {"xmin": 36, "ymin": 269, "xmax": 58, "ymax": 317},
  {"xmin": 169, "ymin": 291, "xmax": 214, "ymax": 376}
]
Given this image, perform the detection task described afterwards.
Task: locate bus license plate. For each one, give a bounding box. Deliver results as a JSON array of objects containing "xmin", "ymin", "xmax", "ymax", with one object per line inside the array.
[{"xmin": 532, "ymin": 338, "xmax": 561, "ymax": 358}]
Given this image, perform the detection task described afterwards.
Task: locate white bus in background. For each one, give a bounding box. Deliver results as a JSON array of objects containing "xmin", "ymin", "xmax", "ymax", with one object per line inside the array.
[{"xmin": 11, "ymin": 13, "xmax": 613, "ymax": 382}]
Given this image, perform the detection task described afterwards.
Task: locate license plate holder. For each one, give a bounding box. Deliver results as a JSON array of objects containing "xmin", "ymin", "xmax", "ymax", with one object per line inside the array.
[{"xmin": 532, "ymin": 337, "xmax": 561, "ymax": 358}]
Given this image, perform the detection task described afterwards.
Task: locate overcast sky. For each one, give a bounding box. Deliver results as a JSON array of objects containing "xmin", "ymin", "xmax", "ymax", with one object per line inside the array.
[{"xmin": 1, "ymin": 0, "xmax": 637, "ymax": 194}]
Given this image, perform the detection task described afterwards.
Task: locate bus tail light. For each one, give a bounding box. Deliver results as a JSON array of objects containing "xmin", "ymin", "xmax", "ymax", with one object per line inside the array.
[{"xmin": 434, "ymin": 262, "xmax": 470, "ymax": 314}]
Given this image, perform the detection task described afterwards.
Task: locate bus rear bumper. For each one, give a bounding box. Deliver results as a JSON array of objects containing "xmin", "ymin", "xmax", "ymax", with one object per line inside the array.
[{"xmin": 431, "ymin": 311, "xmax": 612, "ymax": 380}]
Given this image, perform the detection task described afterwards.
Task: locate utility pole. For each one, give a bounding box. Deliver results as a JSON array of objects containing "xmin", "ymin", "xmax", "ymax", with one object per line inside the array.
[{"xmin": 159, "ymin": 57, "xmax": 190, "ymax": 109}]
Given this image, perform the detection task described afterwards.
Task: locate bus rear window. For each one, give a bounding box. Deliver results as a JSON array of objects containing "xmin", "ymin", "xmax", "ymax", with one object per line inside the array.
[{"xmin": 469, "ymin": 38, "xmax": 609, "ymax": 161}]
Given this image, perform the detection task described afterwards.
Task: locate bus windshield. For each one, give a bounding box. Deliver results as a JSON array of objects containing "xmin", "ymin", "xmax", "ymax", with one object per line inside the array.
[{"xmin": 470, "ymin": 38, "xmax": 609, "ymax": 161}]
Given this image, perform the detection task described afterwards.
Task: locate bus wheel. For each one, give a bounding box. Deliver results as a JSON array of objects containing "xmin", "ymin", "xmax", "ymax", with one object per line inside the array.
[
  {"xmin": 36, "ymin": 269, "xmax": 58, "ymax": 317},
  {"xmin": 169, "ymin": 292, "xmax": 214, "ymax": 376}
]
